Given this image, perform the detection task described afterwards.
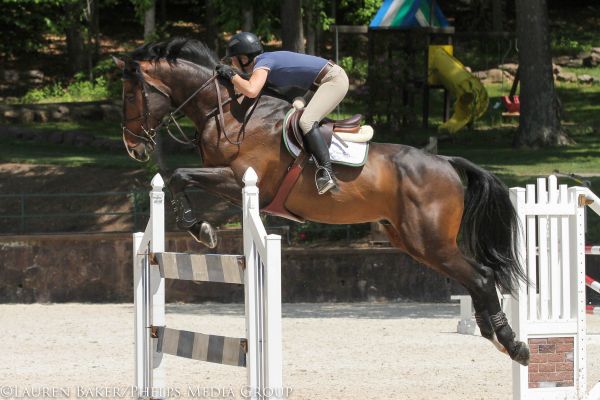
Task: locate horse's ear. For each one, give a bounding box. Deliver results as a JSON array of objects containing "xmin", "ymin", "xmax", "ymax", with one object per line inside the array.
[
  {"xmin": 139, "ymin": 69, "xmax": 172, "ymax": 97},
  {"xmin": 112, "ymin": 56, "xmax": 125, "ymax": 70}
]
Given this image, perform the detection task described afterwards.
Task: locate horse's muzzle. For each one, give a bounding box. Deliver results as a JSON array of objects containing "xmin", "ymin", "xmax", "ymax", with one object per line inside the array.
[{"xmin": 122, "ymin": 133, "xmax": 154, "ymax": 162}]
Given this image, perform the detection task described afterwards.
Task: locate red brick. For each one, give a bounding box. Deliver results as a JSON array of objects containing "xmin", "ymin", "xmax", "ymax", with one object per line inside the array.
[
  {"xmin": 529, "ymin": 338, "xmax": 549, "ymax": 345},
  {"xmin": 529, "ymin": 373, "xmax": 544, "ymax": 383},
  {"xmin": 538, "ymin": 372, "xmax": 558, "ymax": 381},
  {"xmin": 530, "ymin": 354, "xmax": 548, "ymax": 363},
  {"xmin": 528, "ymin": 364, "xmax": 539, "ymax": 373},
  {"xmin": 556, "ymin": 362, "xmax": 574, "ymax": 372},
  {"xmin": 547, "ymin": 352, "xmax": 566, "ymax": 362},
  {"xmin": 529, "ymin": 382, "xmax": 540, "ymax": 389},
  {"xmin": 539, "ymin": 344, "xmax": 556, "ymax": 353},
  {"xmin": 556, "ymin": 344, "xmax": 574, "ymax": 352},
  {"xmin": 548, "ymin": 337, "xmax": 573, "ymax": 344},
  {"xmin": 556, "ymin": 371, "xmax": 574, "ymax": 381},
  {"xmin": 530, "ymin": 344, "xmax": 539, "ymax": 353},
  {"xmin": 539, "ymin": 363, "xmax": 556, "ymax": 372}
]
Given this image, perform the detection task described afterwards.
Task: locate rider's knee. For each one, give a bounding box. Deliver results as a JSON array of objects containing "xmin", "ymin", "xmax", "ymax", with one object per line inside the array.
[{"xmin": 298, "ymin": 115, "xmax": 316, "ymax": 134}]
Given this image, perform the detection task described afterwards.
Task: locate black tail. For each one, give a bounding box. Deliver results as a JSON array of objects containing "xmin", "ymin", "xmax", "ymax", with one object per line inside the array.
[{"xmin": 445, "ymin": 156, "xmax": 527, "ymax": 294}]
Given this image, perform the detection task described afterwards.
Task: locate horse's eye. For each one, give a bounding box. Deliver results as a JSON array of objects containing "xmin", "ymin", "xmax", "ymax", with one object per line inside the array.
[{"xmin": 126, "ymin": 94, "xmax": 135, "ymax": 102}]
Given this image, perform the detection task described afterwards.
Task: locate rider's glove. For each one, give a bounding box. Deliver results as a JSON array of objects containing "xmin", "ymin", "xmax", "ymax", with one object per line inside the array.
[{"xmin": 215, "ymin": 64, "xmax": 237, "ymax": 81}]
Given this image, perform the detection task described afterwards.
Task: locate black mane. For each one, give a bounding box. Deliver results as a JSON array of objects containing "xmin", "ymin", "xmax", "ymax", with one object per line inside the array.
[{"xmin": 129, "ymin": 37, "xmax": 219, "ymax": 68}]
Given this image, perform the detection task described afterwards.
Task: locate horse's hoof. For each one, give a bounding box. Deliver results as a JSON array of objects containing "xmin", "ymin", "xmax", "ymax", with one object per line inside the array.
[
  {"xmin": 510, "ymin": 341, "xmax": 530, "ymax": 366},
  {"xmin": 189, "ymin": 221, "xmax": 218, "ymax": 249}
]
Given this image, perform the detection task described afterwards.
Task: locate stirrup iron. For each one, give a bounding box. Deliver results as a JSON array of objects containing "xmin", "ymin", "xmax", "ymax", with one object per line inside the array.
[{"xmin": 314, "ymin": 166, "xmax": 335, "ymax": 195}]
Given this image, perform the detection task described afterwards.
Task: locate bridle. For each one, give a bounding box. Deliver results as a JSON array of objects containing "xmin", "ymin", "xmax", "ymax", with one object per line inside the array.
[{"xmin": 122, "ymin": 62, "xmax": 260, "ymax": 161}]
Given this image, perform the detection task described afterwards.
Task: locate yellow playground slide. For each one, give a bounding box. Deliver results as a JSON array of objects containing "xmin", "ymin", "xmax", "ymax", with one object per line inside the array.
[{"xmin": 428, "ymin": 45, "xmax": 489, "ymax": 133}]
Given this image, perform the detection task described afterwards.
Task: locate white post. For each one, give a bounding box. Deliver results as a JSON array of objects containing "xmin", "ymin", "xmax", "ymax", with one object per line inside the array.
[
  {"xmin": 243, "ymin": 168, "xmax": 260, "ymax": 400},
  {"xmin": 133, "ymin": 232, "xmax": 144, "ymax": 392},
  {"xmin": 149, "ymin": 174, "xmax": 166, "ymax": 399},
  {"xmin": 242, "ymin": 167, "xmax": 283, "ymax": 400},
  {"xmin": 510, "ymin": 187, "xmax": 528, "ymax": 400},
  {"xmin": 572, "ymin": 187, "xmax": 587, "ymax": 398},
  {"xmin": 265, "ymin": 233, "xmax": 282, "ymax": 399},
  {"xmin": 133, "ymin": 173, "xmax": 166, "ymax": 399}
]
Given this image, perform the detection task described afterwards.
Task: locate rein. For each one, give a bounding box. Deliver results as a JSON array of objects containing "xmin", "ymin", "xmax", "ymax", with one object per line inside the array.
[{"xmin": 123, "ymin": 65, "xmax": 260, "ymax": 160}]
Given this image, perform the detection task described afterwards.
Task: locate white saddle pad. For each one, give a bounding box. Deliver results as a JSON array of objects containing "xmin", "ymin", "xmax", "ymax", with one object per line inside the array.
[{"xmin": 282, "ymin": 109, "xmax": 370, "ymax": 167}]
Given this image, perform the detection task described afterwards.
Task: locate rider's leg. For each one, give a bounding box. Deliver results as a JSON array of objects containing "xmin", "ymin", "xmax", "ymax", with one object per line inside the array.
[{"xmin": 299, "ymin": 64, "xmax": 349, "ymax": 195}]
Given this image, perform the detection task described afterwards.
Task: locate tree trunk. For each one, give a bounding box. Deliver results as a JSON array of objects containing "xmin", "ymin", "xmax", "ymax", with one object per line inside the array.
[
  {"xmin": 205, "ymin": 0, "xmax": 219, "ymax": 54},
  {"xmin": 305, "ymin": 0, "xmax": 316, "ymax": 55},
  {"xmin": 281, "ymin": 0, "xmax": 304, "ymax": 53},
  {"xmin": 144, "ymin": 0, "xmax": 156, "ymax": 42},
  {"xmin": 64, "ymin": 1, "xmax": 86, "ymax": 75},
  {"xmin": 242, "ymin": 5, "xmax": 254, "ymax": 32},
  {"xmin": 514, "ymin": 0, "xmax": 570, "ymax": 147},
  {"xmin": 491, "ymin": 0, "xmax": 503, "ymax": 31}
]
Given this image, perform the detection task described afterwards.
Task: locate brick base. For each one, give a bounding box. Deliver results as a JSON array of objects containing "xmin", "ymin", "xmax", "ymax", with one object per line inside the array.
[{"xmin": 528, "ymin": 337, "xmax": 574, "ymax": 388}]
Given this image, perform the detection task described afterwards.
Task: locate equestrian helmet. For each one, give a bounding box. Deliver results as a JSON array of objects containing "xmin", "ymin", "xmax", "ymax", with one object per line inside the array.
[{"xmin": 226, "ymin": 32, "xmax": 263, "ymax": 58}]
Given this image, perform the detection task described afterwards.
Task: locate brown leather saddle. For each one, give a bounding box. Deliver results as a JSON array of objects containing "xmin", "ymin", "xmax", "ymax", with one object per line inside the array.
[
  {"xmin": 286, "ymin": 109, "xmax": 363, "ymax": 152},
  {"xmin": 262, "ymin": 110, "xmax": 365, "ymax": 222}
]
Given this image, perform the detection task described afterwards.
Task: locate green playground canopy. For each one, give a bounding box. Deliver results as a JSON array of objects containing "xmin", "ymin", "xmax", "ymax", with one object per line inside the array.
[{"xmin": 370, "ymin": 0, "xmax": 449, "ymax": 29}]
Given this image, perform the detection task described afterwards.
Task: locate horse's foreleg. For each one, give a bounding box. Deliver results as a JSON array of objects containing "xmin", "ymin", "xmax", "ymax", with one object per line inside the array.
[{"xmin": 168, "ymin": 167, "xmax": 242, "ymax": 248}]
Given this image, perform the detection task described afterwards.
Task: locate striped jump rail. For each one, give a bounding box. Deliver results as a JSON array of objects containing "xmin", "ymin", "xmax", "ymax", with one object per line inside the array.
[{"xmin": 133, "ymin": 169, "xmax": 282, "ymax": 400}]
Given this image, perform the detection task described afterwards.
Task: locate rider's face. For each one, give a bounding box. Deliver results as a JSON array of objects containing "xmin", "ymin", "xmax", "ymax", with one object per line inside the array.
[{"xmin": 232, "ymin": 55, "xmax": 253, "ymax": 72}]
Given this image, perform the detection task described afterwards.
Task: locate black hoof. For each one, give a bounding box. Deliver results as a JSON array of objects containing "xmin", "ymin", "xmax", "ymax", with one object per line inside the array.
[
  {"xmin": 509, "ymin": 341, "xmax": 530, "ymax": 366},
  {"xmin": 188, "ymin": 221, "xmax": 218, "ymax": 249}
]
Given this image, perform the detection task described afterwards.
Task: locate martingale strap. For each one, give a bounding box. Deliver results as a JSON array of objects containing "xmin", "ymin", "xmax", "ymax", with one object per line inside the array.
[{"xmin": 261, "ymin": 152, "xmax": 309, "ymax": 222}]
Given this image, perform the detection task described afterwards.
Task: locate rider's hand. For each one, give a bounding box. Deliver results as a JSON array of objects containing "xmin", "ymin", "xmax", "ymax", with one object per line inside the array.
[{"xmin": 216, "ymin": 64, "xmax": 237, "ymax": 81}]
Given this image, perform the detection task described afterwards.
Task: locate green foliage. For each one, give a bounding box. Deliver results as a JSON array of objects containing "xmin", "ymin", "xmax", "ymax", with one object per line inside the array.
[
  {"xmin": 0, "ymin": 0, "xmax": 57, "ymax": 56},
  {"xmin": 21, "ymin": 76, "xmax": 112, "ymax": 103},
  {"xmin": 551, "ymin": 37, "xmax": 591, "ymax": 56},
  {"xmin": 338, "ymin": 0, "xmax": 382, "ymax": 25},
  {"xmin": 339, "ymin": 56, "xmax": 368, "ymax": 81}
]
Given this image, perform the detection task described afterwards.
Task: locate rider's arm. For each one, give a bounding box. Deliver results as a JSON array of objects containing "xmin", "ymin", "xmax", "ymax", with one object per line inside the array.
[{"xmin": 231, "ymin": 68, "xmax": 268, "ymax": 98}]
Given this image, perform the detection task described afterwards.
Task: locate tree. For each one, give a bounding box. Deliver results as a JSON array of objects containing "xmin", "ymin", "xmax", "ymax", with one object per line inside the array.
[
  {"xmin": 281, "ymin": 0, "xmax": 304, "ymax": 53},
  {"xmin": 63, "ymin": 1, "xmax": 87, "ymax": 75},
  {"xmin": 514, "ymin": 0, "xmax": 571, "ymax": 147},
  {"xmin": 143, "ymin": 0, "xmax": 156, "ymax": 42},
  {"xmin": 242, "ymin": 3, "xmax": 254, "ymax": 32}
]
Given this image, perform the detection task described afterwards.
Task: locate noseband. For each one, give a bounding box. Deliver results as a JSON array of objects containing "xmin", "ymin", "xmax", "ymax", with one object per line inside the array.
[{"xmin": 122, "ymin": 65, "xmax": 259, "ymax": 161}]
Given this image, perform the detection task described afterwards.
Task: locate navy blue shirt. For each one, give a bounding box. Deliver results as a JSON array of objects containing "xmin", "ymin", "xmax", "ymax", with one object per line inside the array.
[{"xmin": 253, "ymin": 51, "xmax": 328, "ymax": 90}]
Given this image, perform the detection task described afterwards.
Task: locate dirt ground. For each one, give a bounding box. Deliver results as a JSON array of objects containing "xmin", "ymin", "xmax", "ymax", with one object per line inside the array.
[{"xmin": 1, "ymin": 303, "xmax": 599, "ymax": 400}]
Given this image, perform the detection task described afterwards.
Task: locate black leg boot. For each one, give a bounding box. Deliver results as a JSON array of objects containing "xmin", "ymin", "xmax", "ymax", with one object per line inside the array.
[{"xmin": 304, "ymin": 122, "xmax": 337, "ymax": 195}]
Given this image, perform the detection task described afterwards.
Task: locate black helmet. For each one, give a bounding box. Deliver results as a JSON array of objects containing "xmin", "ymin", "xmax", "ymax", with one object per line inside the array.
[{"xmin": 226, "ymin": 32, "xmax": 263, "ymax": 58}]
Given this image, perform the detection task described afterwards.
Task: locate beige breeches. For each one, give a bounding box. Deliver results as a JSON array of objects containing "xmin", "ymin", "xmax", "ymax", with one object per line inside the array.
[{"xmin": 299, "ymin": 64, "xmax": 349, "ymax": 134}]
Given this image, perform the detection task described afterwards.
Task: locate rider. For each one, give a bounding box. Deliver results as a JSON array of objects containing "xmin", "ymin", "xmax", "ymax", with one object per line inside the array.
[{"xmin": 215, "ymin": 32, "xmax": 349, "ymax": 195}]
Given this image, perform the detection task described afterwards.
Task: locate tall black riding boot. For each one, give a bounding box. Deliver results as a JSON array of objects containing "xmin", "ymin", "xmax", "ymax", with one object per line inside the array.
[{"xmin": 304, "ymin": 122, "xmax": 337, "ymax": 195}]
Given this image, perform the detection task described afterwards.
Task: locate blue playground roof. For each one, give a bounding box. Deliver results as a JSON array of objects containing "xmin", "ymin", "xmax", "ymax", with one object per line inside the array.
[{"xmin": 370, "ymin": 0, "xmax": 450, "ymax": 29}]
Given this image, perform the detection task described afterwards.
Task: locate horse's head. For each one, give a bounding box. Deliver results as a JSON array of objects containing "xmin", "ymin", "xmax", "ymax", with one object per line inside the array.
[{"xmin": 113, "ymin": 56, "xmax": 172, "ymax": 162}]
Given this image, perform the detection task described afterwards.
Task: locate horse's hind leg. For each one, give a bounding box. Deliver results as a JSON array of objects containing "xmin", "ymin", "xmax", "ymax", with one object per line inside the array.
[
  {"xmin": 169, "ymin": 167, "xmax": 242, "ymax": 248},
  {"xmin": 381, "ymin": 222, "xmax": 530, "ymax": 366}
]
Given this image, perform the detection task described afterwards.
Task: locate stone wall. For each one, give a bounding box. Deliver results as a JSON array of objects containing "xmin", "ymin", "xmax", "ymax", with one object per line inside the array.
[
  {"xmin": 1, "ymin": 232, "xmax": 599, "ymax": 304},
  {"xmin": 0, "ymin": 101, "xmax": 121, "ymax": 124}
]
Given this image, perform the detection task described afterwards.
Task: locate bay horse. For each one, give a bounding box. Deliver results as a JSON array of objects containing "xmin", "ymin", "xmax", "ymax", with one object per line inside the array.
[{"xmin": 114, "ymin": 38, "xmax": 529, "ymax": 366}]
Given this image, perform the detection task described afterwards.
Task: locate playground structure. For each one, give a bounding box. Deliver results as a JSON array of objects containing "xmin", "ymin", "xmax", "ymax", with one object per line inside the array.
[
  {"xmin": 132, "ymin": 169, "xmax": 282, "ymax": 399},
  {"xmin": 427, "ymin": 45, "xmax": 489, "ymax": 133},
  {"xmin": 367, "ymin": 0, "xmax": 489, "ymax": 132}
]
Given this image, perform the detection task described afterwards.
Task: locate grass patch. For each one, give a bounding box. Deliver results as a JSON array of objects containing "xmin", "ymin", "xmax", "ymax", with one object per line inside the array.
[{"xmin": 0, "ymin": 138, "xmax": 137, "ymax": 168}]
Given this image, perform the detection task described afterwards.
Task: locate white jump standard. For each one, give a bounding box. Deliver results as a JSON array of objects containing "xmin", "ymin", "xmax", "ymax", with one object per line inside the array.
[
  {"xmin": 510, "ymin": 176, "xmax": 600, "ymax": 400},
  {"xmin": 132, "ymin": 169, "xmax": 283, "ymax": 399}
]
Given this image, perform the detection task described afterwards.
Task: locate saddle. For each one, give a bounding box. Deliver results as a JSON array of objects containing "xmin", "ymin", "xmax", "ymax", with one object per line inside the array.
[
  {"xmin": 263, "ymin": 101, "xmax": 372, "ymax": 222},
  {"xmin": 285, "ymin": 100, "xmax": 370, "ymax": 153}
]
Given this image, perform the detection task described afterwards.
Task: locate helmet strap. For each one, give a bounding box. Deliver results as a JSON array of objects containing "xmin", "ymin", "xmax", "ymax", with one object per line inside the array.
[{"xmin": 238, "ymin": 53, "xmax": 259, "ymax": 70}]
